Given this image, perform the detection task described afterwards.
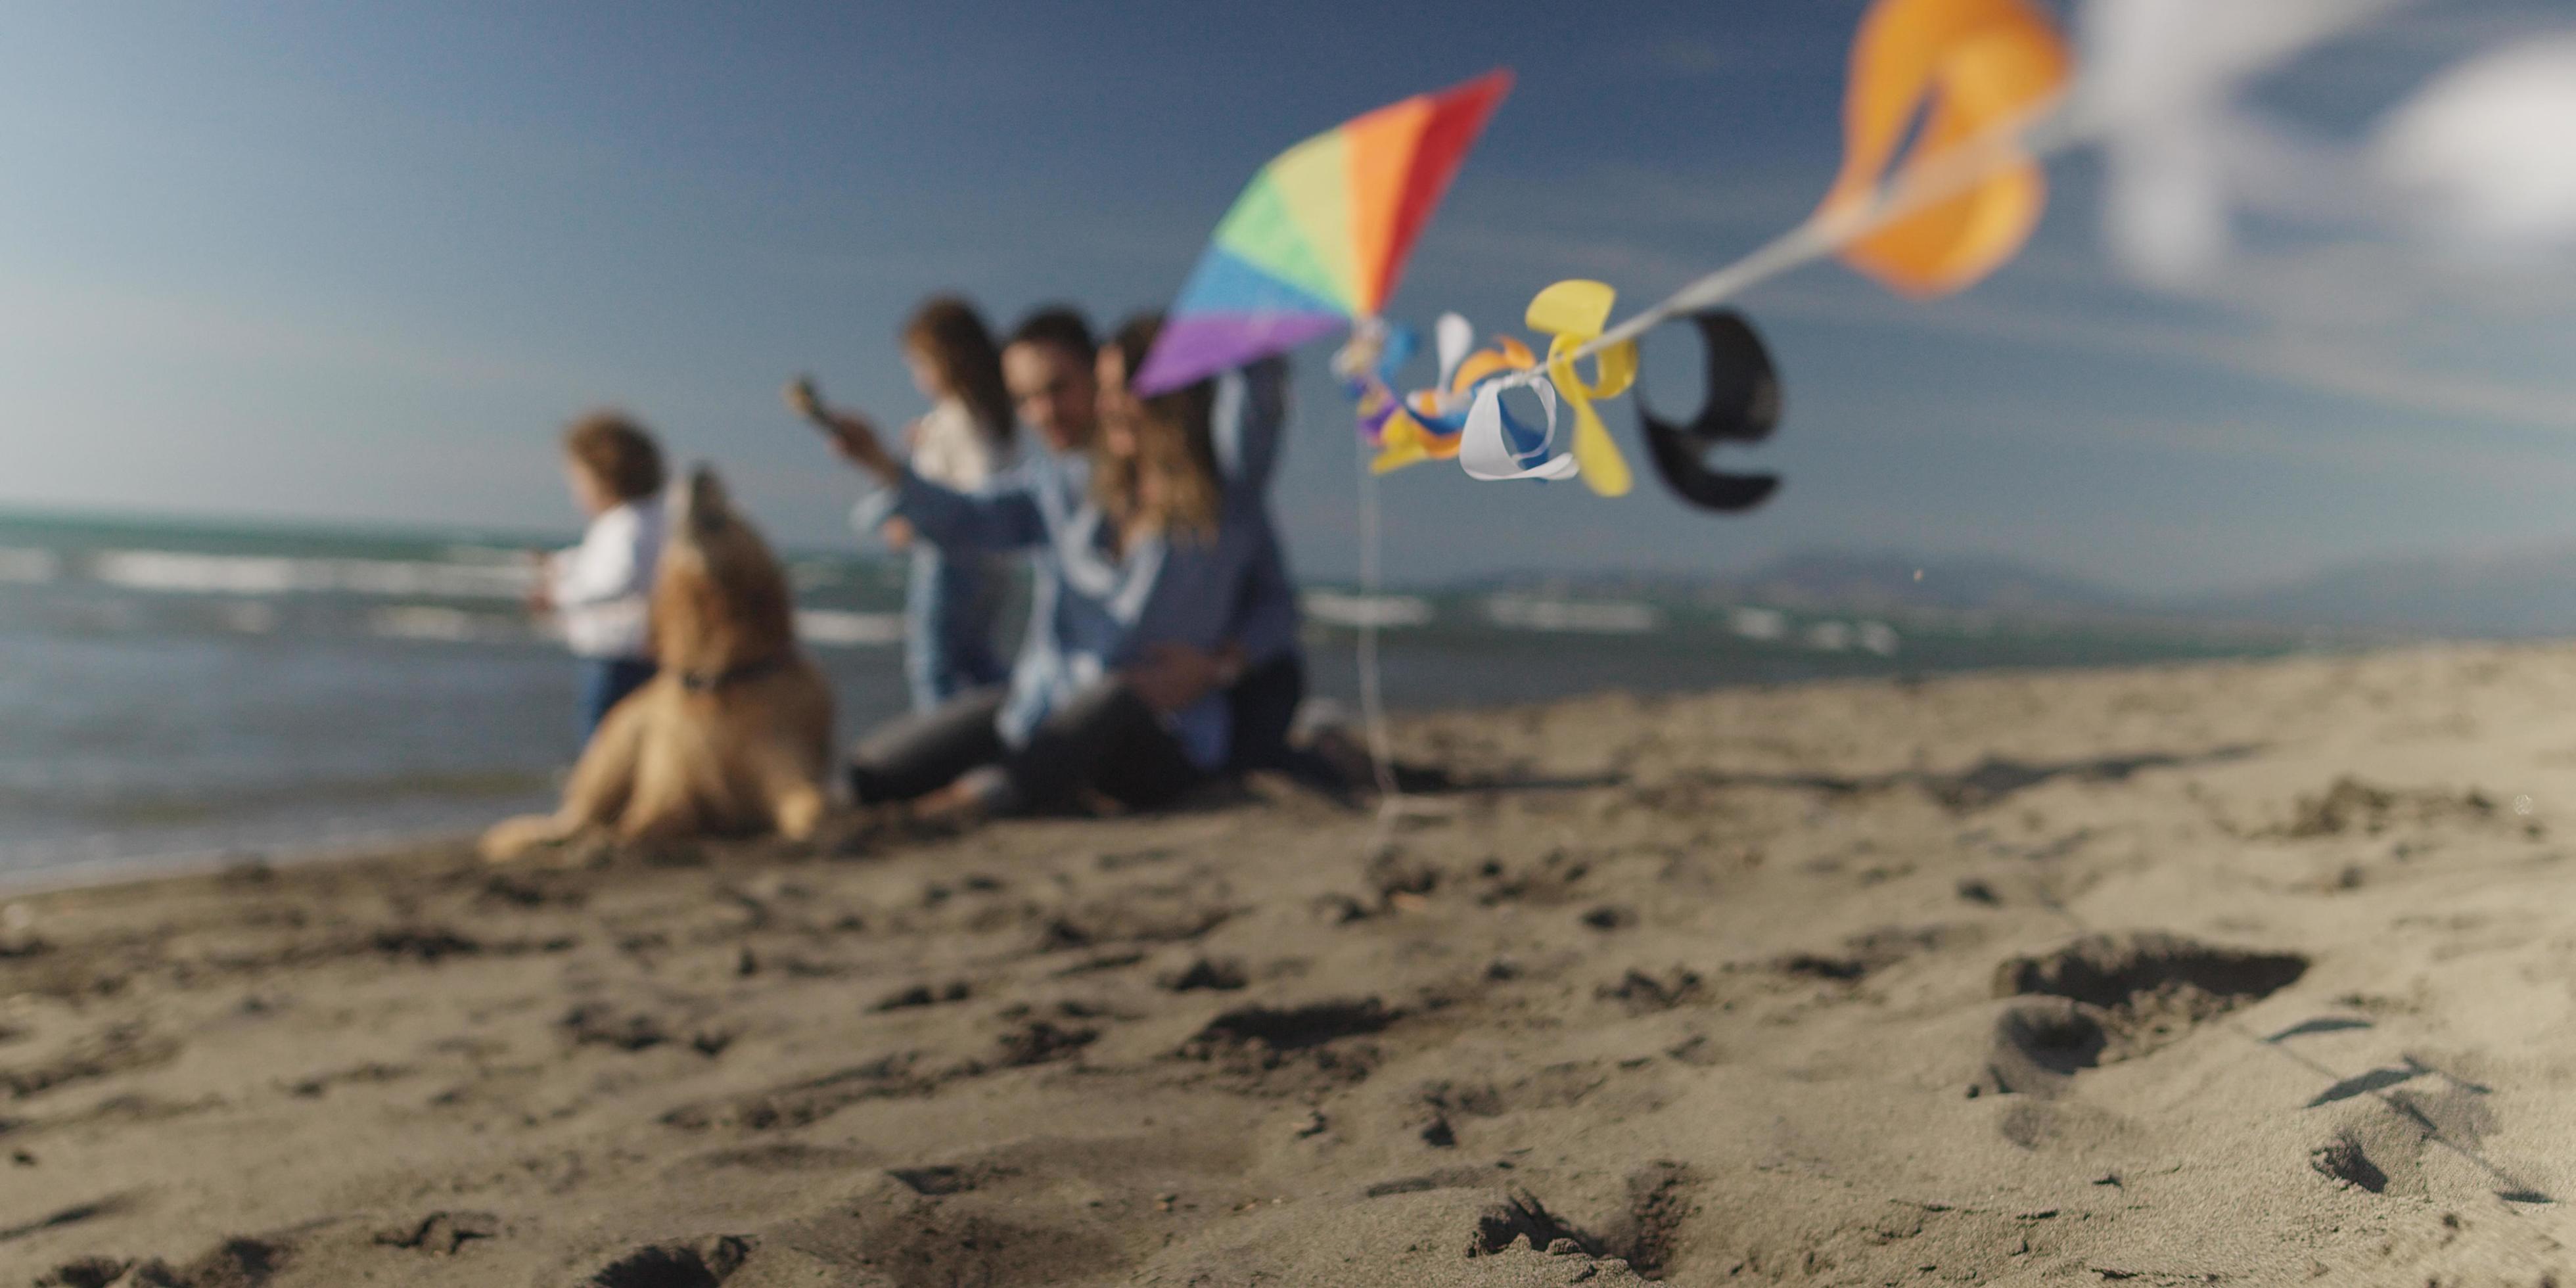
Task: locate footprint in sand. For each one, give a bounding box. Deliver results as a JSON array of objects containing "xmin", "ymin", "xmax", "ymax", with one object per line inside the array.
[
  {"xmin": 53, "ymin": 1235, "xmax": 290, "ymax": 1288},
  {"xmin": 1975, "ymin": 932, "xmax": 2308, "ymax": 1098},
  {"xmin": 1978, "ymin": 998, "xmax": 2109, "ymax": 1099},
  {"xmin": 1176, "ymin": 998, "xmax": 1397, "ymax": 1096},
  {"xmin": 34, "ymin": 1259, "xmax": 131, "ymax": 1288},
  {"xmin": 586, "ymin": 1235, "xmax": 749, "ymax": 1288}
]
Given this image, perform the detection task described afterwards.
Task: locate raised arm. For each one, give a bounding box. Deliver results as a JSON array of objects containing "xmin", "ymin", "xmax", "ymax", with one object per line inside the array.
[
  {"xmin": 1210, "ymin": 356, "xmax": 1289, "ymax": 497},
  {"xmin": 791, "ymin": 375, "xmax": 1048, "ymax": 552},
  {"xmin": 886, "ymin": 467, "xmax": 1049, "ymax": 551},
  {"xmin": 787, "ymin": 377, "xmax": 904, "ymax": 484}
]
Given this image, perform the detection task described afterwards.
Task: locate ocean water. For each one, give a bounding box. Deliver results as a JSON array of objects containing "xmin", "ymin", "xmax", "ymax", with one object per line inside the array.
[{"xmin": 0, "ymin": 511, "xmax": 2322, "ymax": 883}]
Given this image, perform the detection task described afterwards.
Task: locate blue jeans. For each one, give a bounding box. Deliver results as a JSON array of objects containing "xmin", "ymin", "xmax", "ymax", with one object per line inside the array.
[
  {"xmin": 904, "ymin": 545, "xmax": 1009, "ymax": 712},
  {"xmin": 1225, "ymin": 651, "xmax": 1348, "ymax": 792},
  {"xmin": 577, "ymin": 656, "xmax": 656, "ymax": 744}
]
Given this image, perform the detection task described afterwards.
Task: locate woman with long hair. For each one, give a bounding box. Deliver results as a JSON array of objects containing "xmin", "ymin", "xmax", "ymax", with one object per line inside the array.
[
  {"xmin": 1095, "ymin": 317, "xmax": 1314, "ymax": 785},
  {"xmin": 852, "ymin": 296, "xmax": 1019, "ymax": 710},
  {"xmin": 793, "ymin": 313, "xmax": 1287, "ymax": 816}
]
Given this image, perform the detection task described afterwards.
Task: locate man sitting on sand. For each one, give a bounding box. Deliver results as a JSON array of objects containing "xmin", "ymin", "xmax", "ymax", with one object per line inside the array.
[
  {"xmin": 800, "ymin": 313, "xmax": 1285, "ymax": 816},
  {"xmin": 997, "ymin": 308, "xmax": 1326, "ymax": 787}
]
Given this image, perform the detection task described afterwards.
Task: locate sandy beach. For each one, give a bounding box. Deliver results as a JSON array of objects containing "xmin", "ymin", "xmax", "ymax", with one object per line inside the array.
[{"xmin": 7, "ymin": 645, "xmax": 2576, "ymax": 1286}]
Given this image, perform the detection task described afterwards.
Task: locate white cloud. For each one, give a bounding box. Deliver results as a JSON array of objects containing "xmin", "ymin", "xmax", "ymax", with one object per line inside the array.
[{"xmin": 2372, "ymin": 35, "xmax": 2576, "ymax": 250}]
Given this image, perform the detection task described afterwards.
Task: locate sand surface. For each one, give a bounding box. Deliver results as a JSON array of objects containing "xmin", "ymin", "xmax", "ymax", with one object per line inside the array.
[{"xmin": 8, "ymin": 646, "xmax": 2576, "ymax": 1285}]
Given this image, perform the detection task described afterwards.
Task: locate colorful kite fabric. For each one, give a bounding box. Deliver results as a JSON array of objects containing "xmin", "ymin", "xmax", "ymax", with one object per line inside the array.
[
  {"xmin": 1134, "ymin": 70, "xmax": 1513, "ymax": 396},
  {"xmin": 1821, "ymin": 0, "xmax": 2072, "ymax": 296}
]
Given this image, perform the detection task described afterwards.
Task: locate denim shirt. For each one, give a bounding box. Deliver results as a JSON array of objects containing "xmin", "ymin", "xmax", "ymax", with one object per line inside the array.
[{"xmin": 885, "ymin": 359, "xmax": 1291, "ymax": 769}]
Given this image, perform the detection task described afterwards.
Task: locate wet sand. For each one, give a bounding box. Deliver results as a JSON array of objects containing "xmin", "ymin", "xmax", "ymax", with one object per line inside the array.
[{"xmin": 7, "ymin": 645, "xmax": 2576, "ymax": 1285}]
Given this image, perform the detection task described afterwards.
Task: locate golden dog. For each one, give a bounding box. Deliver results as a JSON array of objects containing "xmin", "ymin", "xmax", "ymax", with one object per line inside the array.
[{"xmin": 482, "ymin": 467, "xmax": 834, "ymax": 861}]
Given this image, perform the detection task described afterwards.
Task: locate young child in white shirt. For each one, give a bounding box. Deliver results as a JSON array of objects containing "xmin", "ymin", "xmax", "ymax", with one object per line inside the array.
[
  {"xmin": 859, "ymin": 296, "xmax": 1020, "ymax": 710},
  {"xmin": 530, "ymin": 411, "xmax": 667, "ymax": 741}
]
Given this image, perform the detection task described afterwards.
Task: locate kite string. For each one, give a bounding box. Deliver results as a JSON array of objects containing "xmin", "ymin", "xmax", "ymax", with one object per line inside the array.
[
  {"xmin": 1352, "ymin": 434, "xmax": 1403, "ymax": 817},
  {"xmin": 1467, "ymin": 88, "xmax": 2094, "ymax": 409},
  {"xmin": 1484, "ymin": 0, "xmax": 2403, "ymax": 396}
]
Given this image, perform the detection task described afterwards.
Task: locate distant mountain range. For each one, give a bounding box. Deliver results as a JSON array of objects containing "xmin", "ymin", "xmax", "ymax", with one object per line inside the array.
[
  {"xmin": 2178, "ymin": 545, "xmax": 2576, "ymax": 639},
  {"xmin": 1486, "ymin": 545, "xmax": 2576, "ymax": 641}
]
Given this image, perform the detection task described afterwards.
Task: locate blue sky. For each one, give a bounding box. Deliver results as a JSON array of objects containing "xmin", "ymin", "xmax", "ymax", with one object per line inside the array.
[{"xmin": 3, "ymin": 0, "xmax": 2573, "ymax": 593}]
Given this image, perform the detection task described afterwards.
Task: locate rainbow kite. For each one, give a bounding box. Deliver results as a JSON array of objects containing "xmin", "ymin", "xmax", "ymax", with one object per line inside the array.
[{"xmin": 1132, "ymin": 70, "xmax": 1513, "ymax": 397}]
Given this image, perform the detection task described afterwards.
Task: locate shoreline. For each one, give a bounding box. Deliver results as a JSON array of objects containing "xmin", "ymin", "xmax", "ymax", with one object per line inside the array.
[
  {"xmin": 0, "ymin": 644, "xmax": 2379, "ymax": 901},
  {"xmin": 7, "ymin": 643, "xmax": 2573, "ymax": 1284},
  {"xmin": 0, "ymin": 826, "xmax": 480, "ymax": 900}
]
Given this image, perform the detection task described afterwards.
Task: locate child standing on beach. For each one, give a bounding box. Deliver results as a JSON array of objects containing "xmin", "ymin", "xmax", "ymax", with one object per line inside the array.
[
  {"xmin": 529, "ymin": 411, "xmax": 667, "ymax": 742},
  {"xmin": 862, "ymin": 296, "xmax": 1020, "ymax": 710}
]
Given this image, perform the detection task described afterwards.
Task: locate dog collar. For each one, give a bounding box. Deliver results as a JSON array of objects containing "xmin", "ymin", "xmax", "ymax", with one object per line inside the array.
[{"xmin": 678, "ymin": 653, "xmax": 787, "ymax": 693}]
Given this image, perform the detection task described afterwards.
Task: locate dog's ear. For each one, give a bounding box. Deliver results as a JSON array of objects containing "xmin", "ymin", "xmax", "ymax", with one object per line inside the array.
[{"xmin": 678, "ymin": 465, "xmax": 735, "ymax": 534}]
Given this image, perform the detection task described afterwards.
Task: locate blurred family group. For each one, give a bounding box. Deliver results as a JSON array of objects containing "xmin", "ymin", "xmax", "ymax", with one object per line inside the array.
[{"xmin": 527, "ymin": 298, "xmax": 1362, "ymax": 835}]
